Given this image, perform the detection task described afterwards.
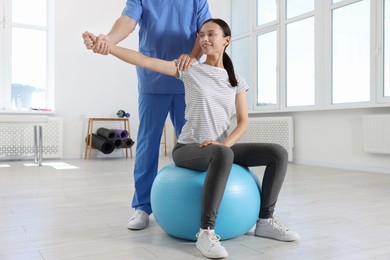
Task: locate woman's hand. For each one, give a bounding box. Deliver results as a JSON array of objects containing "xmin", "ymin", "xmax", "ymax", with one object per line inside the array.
[
  {"xmin": 82, "ymin": 31, "xmax": 96, "ymax": 50},
  {"xmin": 199, "ymin": 140, "xmax": 223, "ymax": 148},
  {"xmin": 82, "ymin": 32, "xmax": 111, "ymax": 55},
  {"xmin": 176, "ymin": 54, "xmax": 197, "ymax": 71}
]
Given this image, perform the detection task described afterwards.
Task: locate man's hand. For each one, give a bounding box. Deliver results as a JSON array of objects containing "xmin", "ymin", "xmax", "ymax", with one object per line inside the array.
[
  {"xmin": 92, "ymin": 34, "xmax": 111, "ymax": 55},
  {"xmin": 176, "ymin": 54, "xmax": 197, "ymax": 71},
  {"xmin": 82, "ymin": 31, "xmax": 111, "ymax": 55}
]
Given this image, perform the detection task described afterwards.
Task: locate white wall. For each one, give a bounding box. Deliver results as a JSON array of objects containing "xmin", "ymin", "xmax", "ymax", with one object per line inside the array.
[
  {"xmin": 54, "ymin": 0, "xmax": 389, "ymax": 173},
  {"xmin": 263, "ymin": 107, "xmax": 390, "ymax": 173},
  {"xmin": 55, "ymin": 0, "xmax": 138, "ymax": 158}
]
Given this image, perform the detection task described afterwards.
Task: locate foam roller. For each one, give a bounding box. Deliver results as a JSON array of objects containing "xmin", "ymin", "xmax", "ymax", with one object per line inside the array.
[
  {"xmin": 88, "ymin": 134, "xmax": 115, "ymax": 154},
  {"xmin": 111, "ymin": 129, "xmax": 129, "ymax": 139},
  {"xmin": 113, "ymin": 138, "xmax": 124, "ymax": 148},
  {"xmin": 122, "ymin": 138, "xmax": 135, "ymax": 148},
  {"xmin": 96, "ymin": 127, "xmax": 116, "ymax": 140}
]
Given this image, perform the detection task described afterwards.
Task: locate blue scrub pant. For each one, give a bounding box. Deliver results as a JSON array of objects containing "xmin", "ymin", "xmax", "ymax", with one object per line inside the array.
[{"xmin": 132, "ymin": 93, "xmax": 186, "ymax": 214}]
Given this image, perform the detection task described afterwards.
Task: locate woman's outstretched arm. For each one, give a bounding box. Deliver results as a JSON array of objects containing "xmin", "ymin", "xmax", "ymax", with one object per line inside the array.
[
  {"xmin": 83, "ymin": 31, "xmax": 179, "ymax": 77},
  {"xmin": 110, "ymin": 44, "xmax": 179, "ymax": 77}
]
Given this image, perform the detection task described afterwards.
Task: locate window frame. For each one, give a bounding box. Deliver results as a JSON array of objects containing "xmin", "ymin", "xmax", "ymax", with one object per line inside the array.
[{"xmin": 376, "ymin": 0, "xmax": 390, "ymax": 103}]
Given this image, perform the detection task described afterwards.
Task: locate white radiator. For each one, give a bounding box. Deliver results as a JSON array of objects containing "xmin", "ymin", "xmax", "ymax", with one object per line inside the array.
[
  {"xmin": 231, "ymin": 116, "xmax": 294, "ymax": 161},
  {"xmin": 363, "ymin": 114, "xmax": 390, "ymax": 154},
  {"xmin": 0, "ymin": 117, "xmax": 63, "ymax": 159}
]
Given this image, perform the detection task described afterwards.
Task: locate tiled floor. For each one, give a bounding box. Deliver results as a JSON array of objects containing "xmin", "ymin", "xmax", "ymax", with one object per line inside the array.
[{"xmin": 1, "ymin": 157, "xmax": 390, "ymax": 259}]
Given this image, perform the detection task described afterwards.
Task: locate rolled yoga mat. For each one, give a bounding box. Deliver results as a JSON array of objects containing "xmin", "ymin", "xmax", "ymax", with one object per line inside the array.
[
  {"xmin": 111, "ymin": 129, "xmax": 129, "ymax": 139},
  {"xmin": 89, "ymin": 134, "xmax": 115, "ymax": 154},
  {"xmin": 96, "ymin": 127, "xmax": 116, "ymax": 140},
  {"xmin": 113, "ymin": 138, "xmax": 125, "ymax": 148},
  {"xmin": 122, "ymin": 138, "xmax": 135, "ymax": 148}
]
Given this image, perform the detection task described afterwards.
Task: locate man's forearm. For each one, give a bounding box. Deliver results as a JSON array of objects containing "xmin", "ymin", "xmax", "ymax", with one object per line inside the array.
[
  {"xmin": 107, "ymin": 15, "xmax": 137, "ymax": 44},
  {"xmin": 189, "ymin": 34, "xmax": 203, "ymax": 60}
]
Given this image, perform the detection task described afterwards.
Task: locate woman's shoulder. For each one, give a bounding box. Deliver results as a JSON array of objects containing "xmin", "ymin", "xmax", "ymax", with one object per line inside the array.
[
  {"xmin": 177, "ymin": 61, "xmax": 200, "ymax": 79},
  {"xmin": 235, "ymin": 73, "xmax": 249, "ymax": 91}
]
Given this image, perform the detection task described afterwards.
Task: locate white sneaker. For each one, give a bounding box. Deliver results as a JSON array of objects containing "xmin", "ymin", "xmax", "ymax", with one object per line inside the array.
[
  {"xmin": 127, "ymin": 210, "xmax": 149, "ymax": 230},
  {"xmin": 255, "ymin": 217, "xmax": 300, "ymax": 242},
  {"xmin": 196, "ymin": 228, "xmax": 228, "ymax": 259}
]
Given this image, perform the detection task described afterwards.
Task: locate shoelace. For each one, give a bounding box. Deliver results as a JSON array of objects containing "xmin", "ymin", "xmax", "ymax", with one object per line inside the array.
[
  {"xmin": 270, "ymin": 217, "xmax": 289, "ymax": 233},
  {"xmin": 196, "ymin": 228, "xmax": 222, "ymax": 247},
  {"xmin": 131, "ymin": 210, "xmax": 147, "ymax": 221}
]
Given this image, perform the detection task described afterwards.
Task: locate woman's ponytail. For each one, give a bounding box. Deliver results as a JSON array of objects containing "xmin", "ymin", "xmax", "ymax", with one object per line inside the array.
[{"xmin": 223, "ymin": 51, "xmax": 238, "ymax": 87}]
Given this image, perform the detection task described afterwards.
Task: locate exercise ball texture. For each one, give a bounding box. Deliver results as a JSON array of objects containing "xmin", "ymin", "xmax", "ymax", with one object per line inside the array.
[{"xmin": 151, "ymin": 164, "xmax": 261, "ymax": 241}]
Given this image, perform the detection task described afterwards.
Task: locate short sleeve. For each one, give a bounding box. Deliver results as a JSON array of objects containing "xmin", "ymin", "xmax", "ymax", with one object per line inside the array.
[
  {"xmin": 196, "ymin": 0, "xmax": 212, "ymax": 31},
  {"xmin": 122, "ymin": 0, "xmax": 143, "ymax": 23},
  {"xmin": 236, "ymin": 74, "xmax": 249, "ymax": 93},
  {"xmin": 176, "ymin": 61, "xmax": 198, "ymax": 80}
]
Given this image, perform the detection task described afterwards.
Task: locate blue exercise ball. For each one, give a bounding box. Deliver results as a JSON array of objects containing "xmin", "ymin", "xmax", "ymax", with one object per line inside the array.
[{"xmin": 151, "ymin": 163, "xmax": 261, "ymax": 241}]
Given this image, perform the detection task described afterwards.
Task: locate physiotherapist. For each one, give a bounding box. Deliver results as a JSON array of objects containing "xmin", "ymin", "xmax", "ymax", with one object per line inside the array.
[{"xmin": 82, "ymin": 0, "xmax": 211, "ymax": 230}]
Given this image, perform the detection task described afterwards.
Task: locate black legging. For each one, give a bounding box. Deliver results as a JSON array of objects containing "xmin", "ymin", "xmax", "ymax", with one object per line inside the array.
[{"xmin": 172, "ymin": 142, "xmax": 288, "ymax": 229}]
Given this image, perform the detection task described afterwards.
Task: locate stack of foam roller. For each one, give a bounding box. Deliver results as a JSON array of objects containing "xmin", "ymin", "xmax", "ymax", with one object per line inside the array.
[{"xmin": 88, "ymin": 127, "xmax": 135, "ymax": 154}]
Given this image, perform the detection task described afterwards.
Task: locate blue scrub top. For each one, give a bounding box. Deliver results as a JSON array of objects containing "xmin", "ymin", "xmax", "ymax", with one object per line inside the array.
[{"xmin": 122, "ymin": 0, "xmax": 211, "ymax": 94}]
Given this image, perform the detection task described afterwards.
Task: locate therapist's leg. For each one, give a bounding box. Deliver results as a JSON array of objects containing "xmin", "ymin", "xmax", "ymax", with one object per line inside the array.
[{"xmin": 128, "ymin": 93, "xmax": 172, "ymax": 230}]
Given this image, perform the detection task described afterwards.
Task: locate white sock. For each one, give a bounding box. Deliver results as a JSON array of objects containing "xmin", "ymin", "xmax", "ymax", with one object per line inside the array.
[{"xmin": 259, "ymin": 218, "xmax": 271, "ymax": 224}]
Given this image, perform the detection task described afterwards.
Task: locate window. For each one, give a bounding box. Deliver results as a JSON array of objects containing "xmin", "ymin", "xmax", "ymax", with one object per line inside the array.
[
  {"xmin": 257, "ymin": 31, "xmax": 277, "ymax": 106},
  {"xmin": 232, "ymin": 0, "xmax": 251, "ymax": 35},
  {"xmin": 0, "ymin": 0, "xmax": 54, "ymax": 112},
  {"xmin": 231, "ymin": 0, "xmax": 390, "ymax": 112},
  {"xmin": 231, "ymin": 37, "xmax": 252, "ymax": 108},
  {"xmin": 332, "ymin": 0, "xmax": 370, "ymax": 104},
  {"xmin": 285, "ymin": 1, "xmax": 315, "ymax": 107},
  {"xmin": 286, "ymin": 0, "xmax": 314, "ymax": 19},
  {"xmin": 257, "ymin": 0, "xmax": 277, "ymax": 26},
  {"xmin": 231, "ymin": 0, "xmax": 252, "ymax": 108}
]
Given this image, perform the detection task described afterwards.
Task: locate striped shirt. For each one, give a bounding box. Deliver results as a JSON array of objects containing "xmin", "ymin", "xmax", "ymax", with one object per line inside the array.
[{"xmin": 177, "ymin": 62, "xmax": 249, "ymax": 144}]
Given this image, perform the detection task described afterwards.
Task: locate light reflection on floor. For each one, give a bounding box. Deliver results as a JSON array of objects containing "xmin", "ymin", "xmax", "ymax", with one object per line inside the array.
[{"xmin": 0, "ymin": 162, "xmax": 81, "ymax": 169}]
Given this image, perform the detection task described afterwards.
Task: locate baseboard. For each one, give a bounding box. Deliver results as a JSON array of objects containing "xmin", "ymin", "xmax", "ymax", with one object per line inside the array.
[{"xmin": 292, "ymin": 159, "xmax": 390, "ymax": 174}]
